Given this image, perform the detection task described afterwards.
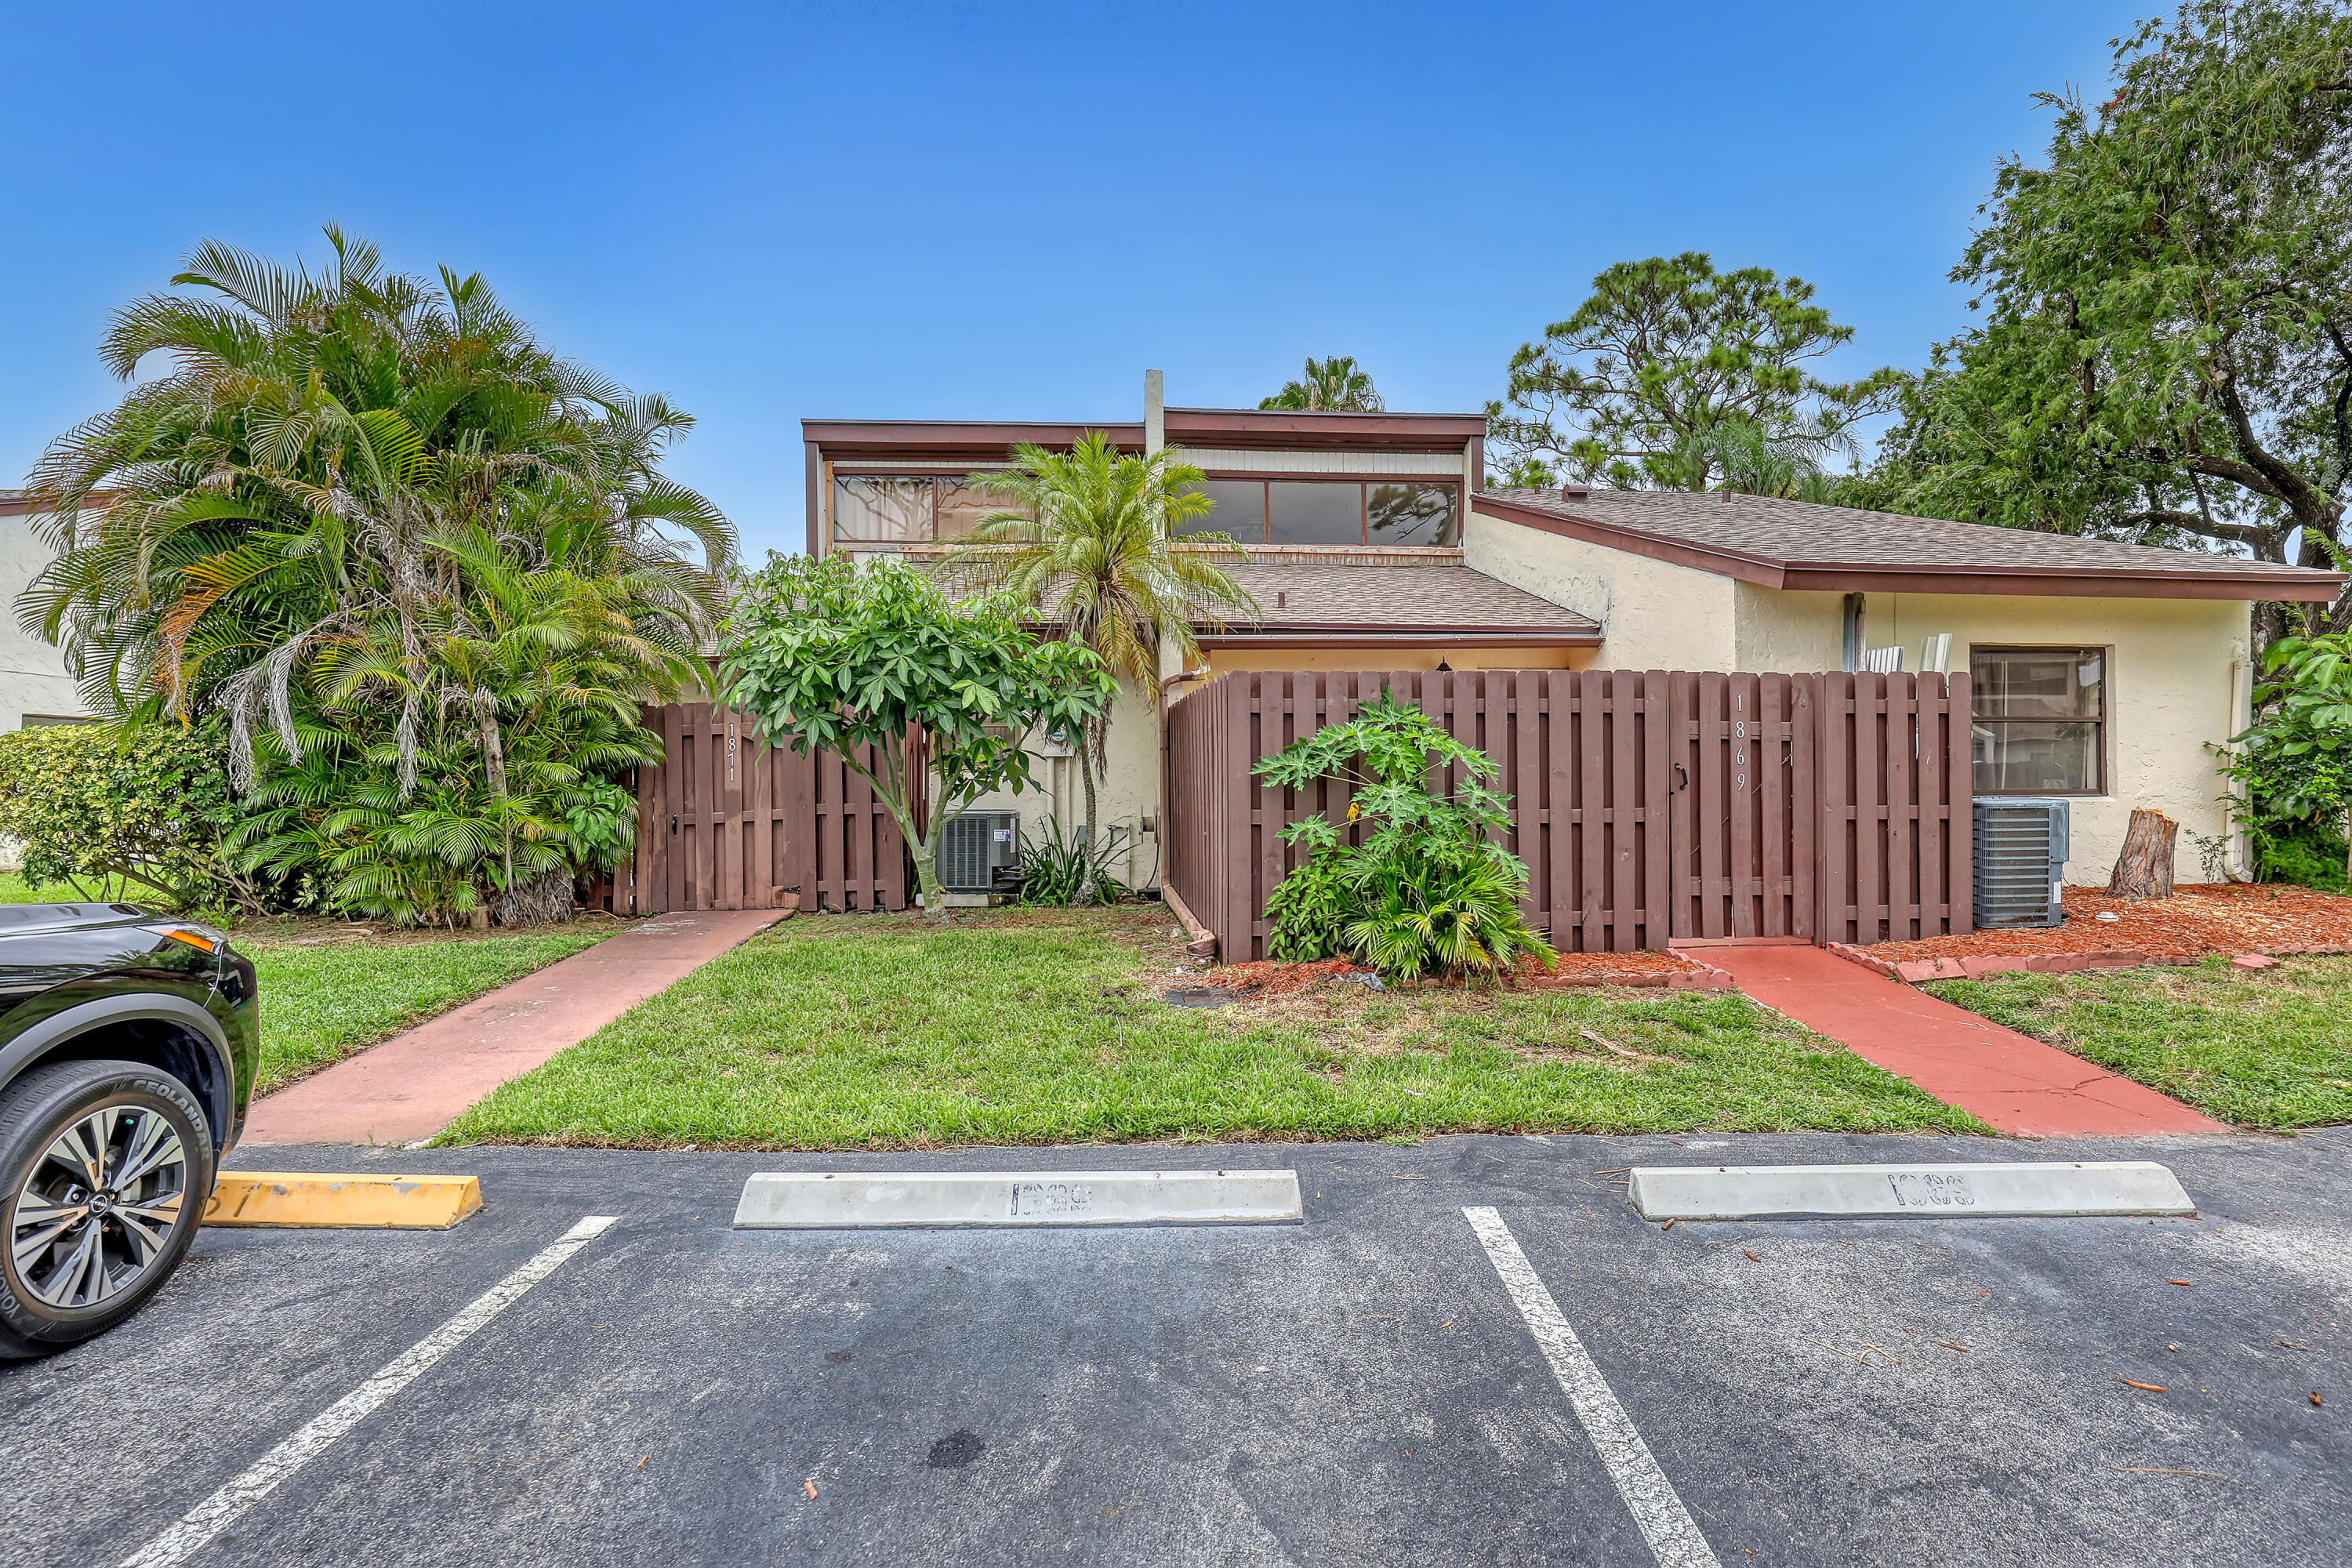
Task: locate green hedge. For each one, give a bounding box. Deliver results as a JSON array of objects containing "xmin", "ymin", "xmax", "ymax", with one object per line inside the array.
[{"xmin": 0, "ymin": 723, "xmax": 242, "ymax": 911}]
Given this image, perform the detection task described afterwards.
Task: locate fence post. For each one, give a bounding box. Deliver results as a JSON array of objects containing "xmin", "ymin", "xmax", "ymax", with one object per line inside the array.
[{"xmin": 1947, "ymin": 671, "xmax": 1973, "ymax": 935}]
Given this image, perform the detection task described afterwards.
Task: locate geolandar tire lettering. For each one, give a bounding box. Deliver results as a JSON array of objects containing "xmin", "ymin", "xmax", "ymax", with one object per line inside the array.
[{"xmin": 0, "ymin": 1058, "xmax": 214, "ymax": 1357}]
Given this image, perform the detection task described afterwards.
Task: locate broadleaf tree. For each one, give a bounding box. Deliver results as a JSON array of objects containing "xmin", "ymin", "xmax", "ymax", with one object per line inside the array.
[
  {"xmin": 1486, "ymin": 252, "xmax": 1904, "ymax": 491},
  {"xmin": 720, "ymin": 554, "xmax": 1117, "ymax": 909},
  {"xmin": 943, "ymin": 431, "xmax": 1257, "ymax": 872},
  {"xmin": 1860, "ymin": 0, "xmax": 2352, "ymax": 641}
]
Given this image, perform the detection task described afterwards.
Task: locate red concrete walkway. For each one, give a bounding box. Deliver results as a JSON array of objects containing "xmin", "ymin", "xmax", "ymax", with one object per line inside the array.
[
  {"xmin": 1701, "ymin": 944, "xmax": 2225, "ymax": 1137},
  {"xmin": 241, "ymin": 909, "xmax": 786, "ymax": 1146}
]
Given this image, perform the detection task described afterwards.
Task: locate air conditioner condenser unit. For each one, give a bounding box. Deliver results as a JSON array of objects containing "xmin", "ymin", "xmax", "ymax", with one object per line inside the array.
[
  {"xmin": 1973, "ymin": 797, "xmax": 2070, "ymax": 928},
  {"xmin": 941, "ymin": 811, "xmax": 1022, "ymax": 894}
]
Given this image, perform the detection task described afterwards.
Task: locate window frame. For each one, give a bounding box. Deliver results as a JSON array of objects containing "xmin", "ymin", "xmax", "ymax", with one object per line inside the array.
[
  {"xmin": 1967, "ymin": 643, "xmax": 2111, "ymax": 798},
  {"xmin": 829, "ymin": 470, "xmax": 1030, "ymax": 548},
  {"xmin": 830, "ymin": 468, "xmax": 1466, "ymax": 550},
  {"xmin": 1184, "ymin": 474, "xmax": 1461, "ymax": 548}
]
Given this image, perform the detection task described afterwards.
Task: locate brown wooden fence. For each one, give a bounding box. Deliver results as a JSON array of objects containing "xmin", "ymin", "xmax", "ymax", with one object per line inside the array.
[
  {"xmin": 593, "ymin": 703, "xmax": 915, "ymax": 915},
  {"xmin": 1162, "ymin": 669, "xmax": 1971, "ymax": 962}
]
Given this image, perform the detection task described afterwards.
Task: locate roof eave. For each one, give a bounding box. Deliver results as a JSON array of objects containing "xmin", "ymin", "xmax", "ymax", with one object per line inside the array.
[
  {"xmin": 1778, "ymin": 565, "xmax": 2347, "ymax": 602},
  {"xmin": 1475, "ymin": 493, "xmax": 2347, "ymax": 602},
  {"xmin": 1198, "ymin": 629, "xmax": 1602, "ymax": 649}
]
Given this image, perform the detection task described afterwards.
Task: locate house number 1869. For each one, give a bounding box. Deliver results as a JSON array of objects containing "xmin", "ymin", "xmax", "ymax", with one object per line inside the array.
[{"xmin": 1733, "ymin": 692, "xmax": 1748, "ymax": 792}]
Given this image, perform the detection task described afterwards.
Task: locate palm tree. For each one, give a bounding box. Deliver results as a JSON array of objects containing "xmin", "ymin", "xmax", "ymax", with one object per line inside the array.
[
  {"xmin": 1260, "ymin": 356, "xmax": 1385, "ymax": 412},
  {"xmin": 233, "ymin": 521, "xmax": 701, "ymax": 924},
  {"xmin": 18, "ymin": 227, "xmax": 732, "ymax": 789},
  {"xmin": 943, "ymin": 432, "xmax": 1260, "ymax": 878},
  {"xmin": 1661, "ymin": 413, "xmax": 1857, "ymax": 500}
]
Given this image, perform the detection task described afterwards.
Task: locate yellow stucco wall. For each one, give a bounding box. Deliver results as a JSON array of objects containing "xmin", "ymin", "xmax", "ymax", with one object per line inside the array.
[
  {"xmin": 1461, "ymin": 506, "xmax": 1738, "ymax": 669},
  {"xmin": 957, "ymin": 675, "xmax": 1165, "ymax": 892},
  {"xmin": 1202, "ymin": 645, "xmax": 1584, "ymax": 677},
  {"xmin": 1731, "ymin": 590, "xmax": 2250, "ymax": 879}
]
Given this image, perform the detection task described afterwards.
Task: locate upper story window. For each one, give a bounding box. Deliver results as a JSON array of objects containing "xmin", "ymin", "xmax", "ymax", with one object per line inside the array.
[
  {"xmin": 1175, "ymin": 478, "xmax": 1460, "ymax": 547},
  {"xmin": 832, "ymin": 475, "xmax": 1024, "ymax": 546},
  {"xmin": 1970, "ymin": 646, "xmax": 2106, "ymax": 794},
  {"xmin": 833, "ymin": 470, "xmax": 1461, "ymax": 550}
]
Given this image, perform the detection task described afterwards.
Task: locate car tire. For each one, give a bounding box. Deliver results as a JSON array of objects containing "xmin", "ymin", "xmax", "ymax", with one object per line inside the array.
[{"xmin": 0, "ymin": 1058, "xmax": 214, "ymax": 1359}]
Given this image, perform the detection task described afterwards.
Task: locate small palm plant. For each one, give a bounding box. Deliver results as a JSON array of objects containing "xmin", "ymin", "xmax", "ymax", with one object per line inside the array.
[{"xmin": 942, "ymin": 431, "xmax": 1259, "ymax": 887}]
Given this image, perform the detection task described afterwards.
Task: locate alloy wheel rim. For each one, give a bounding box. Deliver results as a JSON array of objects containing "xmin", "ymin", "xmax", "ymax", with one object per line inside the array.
[{"xmin": 9, "ymin": 1105, "xmax": 186, "ymax": 1310}]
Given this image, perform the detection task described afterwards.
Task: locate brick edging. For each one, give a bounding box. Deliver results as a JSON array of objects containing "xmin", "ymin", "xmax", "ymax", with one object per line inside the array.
[{"xmin": 1824, "ymin": 939, "xmax": 2352, "ymax": 985}]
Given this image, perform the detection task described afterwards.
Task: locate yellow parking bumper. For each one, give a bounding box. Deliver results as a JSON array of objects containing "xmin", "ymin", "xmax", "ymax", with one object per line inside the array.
[{"xmin": 204, "ymin": 1172, "xmax": 484, "ymax": 1229}]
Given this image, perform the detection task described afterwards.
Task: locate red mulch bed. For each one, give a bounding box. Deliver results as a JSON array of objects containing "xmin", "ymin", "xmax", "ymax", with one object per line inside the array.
[
  {"xmin": 1867, "ymin": 883, "xmax": 2352, "ymax": 963},
  {"xmin": 1206, "ymin": 948, "xmax": 1717, "ymax": 996},
  {"xmin": 1206, "ymin": 957, "xmax": 1371, "ymax": 998}
]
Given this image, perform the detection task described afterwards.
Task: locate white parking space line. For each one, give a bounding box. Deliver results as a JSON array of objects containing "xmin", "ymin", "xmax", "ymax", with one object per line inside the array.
[
  {"xmin": 119, "ymin": 1214, "xmax": 619, "ymax": 1568},
  {"xmin": 1463, "ymin": 1206, "xmax": 1721, "ymax": 1568}
]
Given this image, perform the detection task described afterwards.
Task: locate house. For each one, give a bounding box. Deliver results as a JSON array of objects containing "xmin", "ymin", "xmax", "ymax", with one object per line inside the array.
[
  {"xmin": 799, "ymin": 379, "xmax": 2345, "ymax": 896},
  {"xmin": 0, "ymin": 491, "xmax": 94, "ymax": 732}
]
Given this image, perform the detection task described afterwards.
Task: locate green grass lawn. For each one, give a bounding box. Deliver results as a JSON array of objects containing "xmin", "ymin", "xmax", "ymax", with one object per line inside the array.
[
  {"xmin": 443, "ymin": 907, "xmax": 1986, "ymax": 1149},
  {"xmin": 250, "ymin": 928, "xmax": 608, "ymax": 1094},
  {"xmin": 1, "ymin": 870, "xmax": 608, "ymax": 1094},
  {"xmin": 1925, "ymin": 956, "xmax": 2352, "ymax": 1131}
]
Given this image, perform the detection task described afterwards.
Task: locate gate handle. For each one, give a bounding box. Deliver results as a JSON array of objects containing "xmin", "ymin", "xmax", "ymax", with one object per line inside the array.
[
  {"xmin": 670, "ymin": 814, "xmax": 679, "ymax": 836},
  {"xmin": 1672, "ymin": 763, "xmax": 1688, "ymax": 792}
]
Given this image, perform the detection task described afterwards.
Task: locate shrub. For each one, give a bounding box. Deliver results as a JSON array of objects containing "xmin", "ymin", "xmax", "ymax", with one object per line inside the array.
[
  {"xmin": 228, "ymin": 695, "xmax": 653, "ymax": 928},
  {"xmin": 0, "ymin": 722, "xmax": 249, "ymax": 911},
  {"xmin": 1262, "ymin": 846, "xmax": 1352, "ymax": 962},
  {"xmin": 2222, "ymin": 633, "xmax": 2352, "ymax": 891},
  {"xmin": 1014, "ymin": 819, "xmax": 1128, "ymax": 907},
  {"xmin": 1252, "ymin": 691, "xmax": 1553, "ymax": 981}
]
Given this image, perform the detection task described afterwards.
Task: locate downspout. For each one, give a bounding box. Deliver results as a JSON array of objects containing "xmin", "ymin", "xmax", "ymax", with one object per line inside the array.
[
  {"xmin": 1145, "ymin": 367, "xmax": 1168, "ymax": 888},
  {"xmin": 1160, "ymin": 666, "xmax": 1174, "ymax": 898},
  {"xmin": 2227, "ymin": 638, "xmax": 2253, "ymax": 880},
  {"xmin": 1840, "ymin": 593, "xmax": 1866, "ymax": 673}
]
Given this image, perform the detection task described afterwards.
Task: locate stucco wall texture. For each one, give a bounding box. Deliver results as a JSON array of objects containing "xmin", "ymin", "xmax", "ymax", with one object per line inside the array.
[
  {"xmin": 1, "ymin": 514, "xmax": 92, "ymax": 731},
  {"xmin": 960, "ymin": 675, "xmax": 1164, "ymax": 892}
]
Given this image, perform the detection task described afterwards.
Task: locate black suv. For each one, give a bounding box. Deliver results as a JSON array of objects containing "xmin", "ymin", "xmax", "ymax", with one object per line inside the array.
[{"xmin": 0, "ymin": 902, "xmax": 257, "ymax": 1358}]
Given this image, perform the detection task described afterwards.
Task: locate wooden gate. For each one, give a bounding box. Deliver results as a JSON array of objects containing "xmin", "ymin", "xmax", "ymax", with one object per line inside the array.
[
  {"xmin": 1814, "ymin": 671, "xmax": 1975, "ymax": 947},
  {"xmin": 1664, "ymin": 672, "xmax": 1817, "ymax": 942},
  {"xmin": 598, "ymin": 702, "xmax": 914, "ymax": 915},
  {"xmin": 1162, "ymin": 669, "xmax": 1971, "ymax": 961}
]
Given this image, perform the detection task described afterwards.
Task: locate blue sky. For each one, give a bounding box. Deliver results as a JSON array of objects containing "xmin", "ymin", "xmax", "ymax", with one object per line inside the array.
[{"xmin": 2, "ymin": 2, "xmax": 2147, "ymax": 561}]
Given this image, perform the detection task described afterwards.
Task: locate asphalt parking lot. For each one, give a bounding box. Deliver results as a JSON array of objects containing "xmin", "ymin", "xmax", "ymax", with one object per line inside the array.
[{"xmin": 4, "ymin": 1130, "xmax": 2347, "ymax": 1568}]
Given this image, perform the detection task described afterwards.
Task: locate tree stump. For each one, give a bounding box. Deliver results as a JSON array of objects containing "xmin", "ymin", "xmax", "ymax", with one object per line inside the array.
[{"xmin": 2107, "ymin": 808, "xmax": 2178, "ymax": 901}]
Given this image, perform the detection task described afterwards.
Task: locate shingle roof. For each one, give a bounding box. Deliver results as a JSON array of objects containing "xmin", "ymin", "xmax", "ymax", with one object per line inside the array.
[
  {"xmin": 1214, "ymin": 562, "xmax": 1599, "ymax": 637},
  {"xmin": 1483, "ymin": 487, "xmax": 2344, "ymax": 598},
  {"xmin": 913, "ymin": 553, "xmax": 1596, "ymax": 638}
]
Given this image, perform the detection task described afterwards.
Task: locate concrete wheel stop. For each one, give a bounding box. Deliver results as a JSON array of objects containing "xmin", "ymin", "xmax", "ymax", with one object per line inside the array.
[
  {"xmin": 205, "ymin": 1172, "xmax": 485, "ymax": 1229},
  {"xmin": 732, "ymin": 1169, "xmax": 1304, "ymax": 1229},
  {"xmin": 1628, "ymin": 1160, "xmax": 2196, "ymax": 1221}
]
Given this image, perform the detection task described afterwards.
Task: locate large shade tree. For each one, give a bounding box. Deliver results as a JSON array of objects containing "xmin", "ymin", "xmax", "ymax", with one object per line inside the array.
[
  {"xmin": 1486, "ymin": 252, "xmax": 1904, "ymax": 492},
  {"xmin": 1861, "ymin": 0, "xmax": 2352, "ymax": 641},
  {"xmin": 942, "ymin": 431, "xmax": 1258, "ymax": 873}
]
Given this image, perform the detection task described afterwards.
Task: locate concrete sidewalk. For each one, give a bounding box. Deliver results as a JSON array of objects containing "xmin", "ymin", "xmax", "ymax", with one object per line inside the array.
[
  {"xmin": 1704, "ymin": 944, "xmax": 2227, "ymax": 1136},
  {"xmin": 240, "ymin": 909, "xmax": 785, "ymax": 1146}
]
